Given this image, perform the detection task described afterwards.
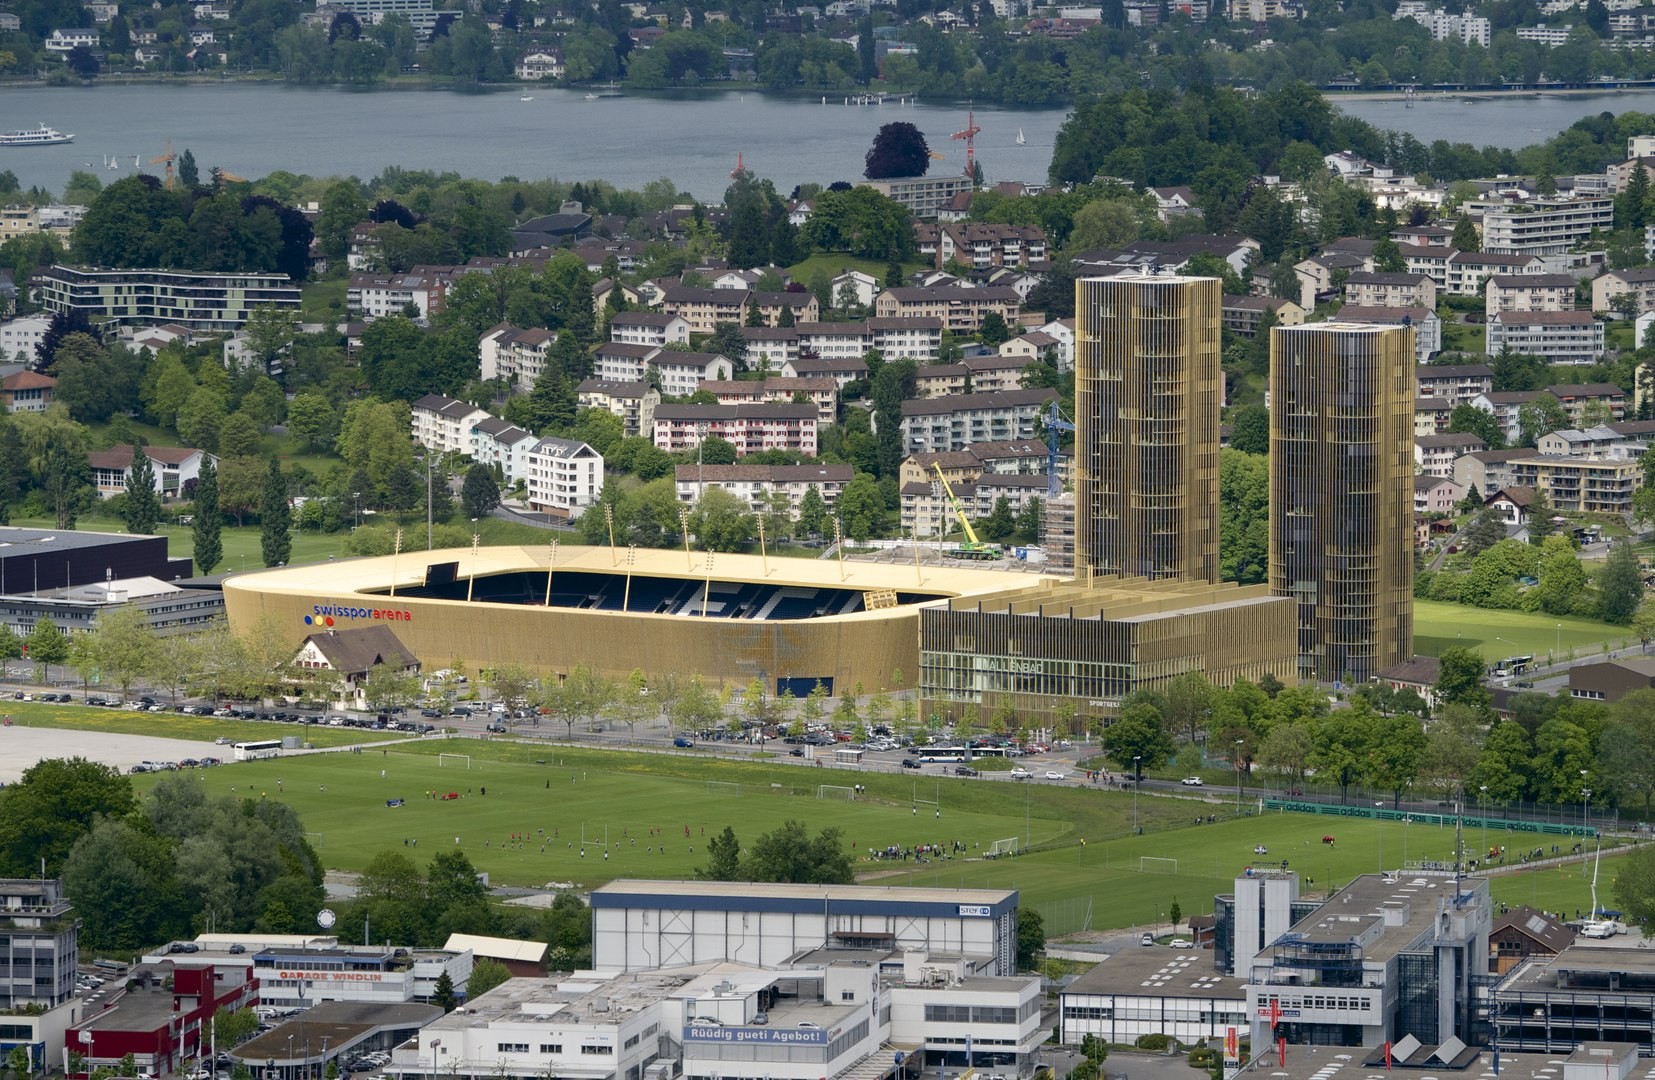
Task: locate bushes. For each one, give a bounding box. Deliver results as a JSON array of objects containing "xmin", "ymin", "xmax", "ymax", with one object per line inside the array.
[{"xmin": 1135, "ymin": 1034, "xmax": 1171, "ymax": 1051}]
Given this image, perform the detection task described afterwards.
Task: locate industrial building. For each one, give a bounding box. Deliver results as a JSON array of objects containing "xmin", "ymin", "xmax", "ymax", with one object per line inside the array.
[
  {"xmin": 1269, "ymin": 323, "xmax": 1416, "ymax": 682},
  {"xmin": 589, "ymin": 880, "xmax": 1020, "ymax": 975},
  {"xmin": 1491, "ymin": 942, "xmax": 1655, "ymax": 1054},
  {"xmin": 0, "ymin": 879, "xmax": 81, "ymax": 1073}
]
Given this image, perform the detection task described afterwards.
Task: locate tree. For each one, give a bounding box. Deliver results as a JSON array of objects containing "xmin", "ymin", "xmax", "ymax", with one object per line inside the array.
[
  {"xmin": 26, "ymin": 617, "xmax": 68, "ymax": 684},
  {"xmin": 689, "ymin": 486, "xmax": 755, "ymax": 551},
  {"xmin": 1435, "ymin": 646, "xmax": 1491, "ymax": 712},
  {"xmin": 466, "ymin": 957, "xmax": 512, "ymax": 1000},
  {"xmin": 0, "ymin": 757, "xmax": 134, "ymax": 876},
  {"xmin": 980, "ymin": 496, "xmax": 1015, "ymax": 541},
  {"xmin": 742, "ymin": 820, "xmax": 854, "ymax": 883},
  {"xmin": 1100, "ymin": 702, "xmax": 1175, "ymax": 776},
  {"xmin": 93, "ymin": 607, "xmax": 158, "ymax": 699},
  {"xmin": 433, "ymin": 970, "xmax": 457, "ymax": 1012},
  {"xmin": 864, "ymin": 122, "xmax": 931, "ymax": 180},
  {"xmin": 1447, "ymin": 403, "xmax": 1503, "ymax": 448},
  {"xmin": 1517, "ymin": 394, "xmax": 1568, "ymax": 447},
  {"xmin": 1229, "ymin": 404, "xmax": 1268, "ymax": 455},
  {"xmin": 193, "ymin": 457, "xmax": 223, "ymax": 574},
  {"xmin": 123, "ymin": 449, "xmax": 160, "ymax": 535},
  {"xmin": 700, "ymin": 825, "xmax": 742, "ymax": 881},
  {"xmin": 461, "ymin": 463, "xmax": 501, "ymax": 520},
  {"xmin": 1451, "ymin": 215, "xmax": 1480, "ymax": 253},
  {"xmin": 1015, "ymin": 906, "xmax": 1045, "ymax": 969},
  {"xmin": 1601, "ymin": 542, "xmax": 1644, "ymax": 624},
  {"xmin": 260, "ymin": 458, "xmax": 291, "ymax": 568}
]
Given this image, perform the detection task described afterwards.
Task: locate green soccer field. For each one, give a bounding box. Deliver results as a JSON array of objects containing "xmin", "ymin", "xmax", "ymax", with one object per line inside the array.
[
  {"xmin": 1412, "ymin": 600, "xmax": 1633, "ymax": 660},
  {"xmin": 138, "ymin": 744, "xmax": 1086, "ymax": 888}
]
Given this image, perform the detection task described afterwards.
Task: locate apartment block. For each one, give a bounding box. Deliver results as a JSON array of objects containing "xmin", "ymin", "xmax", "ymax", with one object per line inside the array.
[
  {"xmin": 1220, "ymin": 294, "xmax": 1305, "ymax": 337},
  {"xmin": 1445, "ymin": 251, "xmax": 1547, "ymax": 295},
  {"xmin": 1478, "ymin": 196, "xmax": 1615, "ymax": 256},
  {"xmin": 898, "ymin": 388, "xmax": 1058, "ymax": 455},
  {"xmin": 575, "ymin": 379, "xmax": 659, "ymax": 438},
  {"xmin": 35, "ymin": 265, "xmax": 301, "ymax": 331},
  {"xmin": 672, "ymin": 463, "xmax": 853, "ymax": 513},
  {"xmin": 478, "ymin": 325, "xmax": 556, "ymax": 388},
  {"xmin": 1547, "ymin": 381, "xmax": 1627, "ymax": 424},
  {"xmin": 607, "ymin": 310, "xmax": 690, "ymax": 347},
  {"xmin": 1343, "ymin": 271, "xmax": 1436, "ymax": 309},
  {"xmin": 411, "ymin": 394, "xmax": 490, "ymax": 457},
  {"xmin": 873, "ymin": 286, "xmax": 1021, "ymax": 334},
  {"xmin": 900, "ymin": 472, "xmax": 1047, "ymax": 536},
  {"xmin": 1591, "ymin": 266, "xmax": 1655, "ymax": 313},
  {"xmin": 1486, "ymin": 273, "xmax": 1577, "ymax": 317},
  {"xmin": 698, "ymin": 377, "xmax": 837, "ymax": 424},
  {"xmin": 470, "ymin": 417, "xmax": 537, "ymax": 486},
  {"xmin": 1415, "ymin": 433, "xmax": 1485, "ymax": 478},
  {"xmin": 1415, "ymin": 396, "xmax": 1454, "ymax": 436},
  {"xmin": 1486, "ymin": 311, "xmax": 1605, "ymax": 365},
  {"xmin": 652, "ymin": 403, "xmax": 819, "ymax": 456},
  {"xmin": 1331, "ymin": 305, "xmax": 1440, "ymax": 363},
  {"xmin": 1511, "ymin": 455, "xmax": 1641, "ymax": 513},
  {"xmin": 524, "ymin": 436, "xmax": 603, "ymax": 519},
  {"xmin": 1416, "ymin": 362, "xmax": 1494, "ymax": 405},
  {"xmin": 659, "ymin": 287, "xmax": 748, "ymax": 334}
]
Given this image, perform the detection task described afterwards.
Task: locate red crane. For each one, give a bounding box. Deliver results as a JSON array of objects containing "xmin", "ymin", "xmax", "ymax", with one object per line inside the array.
[
  {"xmin": 731, "ymin": 151, "xmax": 745, "ymax": 178},
  {"xmin": 951, "ymin": 110, "xmax": 981, "ymax": 180}
]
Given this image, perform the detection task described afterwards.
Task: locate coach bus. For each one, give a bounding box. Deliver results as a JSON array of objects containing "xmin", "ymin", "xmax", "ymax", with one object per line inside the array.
[
  {"xmin": 1493, "ymin": 654, "xmax": 1536, "ymax": 678},
  {"xmin": 233, "ymin": 740, "xmax": 282, "ymax": 761}
]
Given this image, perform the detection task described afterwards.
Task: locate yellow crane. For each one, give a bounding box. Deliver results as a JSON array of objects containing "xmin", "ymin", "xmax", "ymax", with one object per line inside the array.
[
  {"xmin": 932, "ymin": 462, "xmax": 1002, "ymax": 561},
  {"xmin": 149, "ymin": 140, "xmax": 176, "ymax": 190}
]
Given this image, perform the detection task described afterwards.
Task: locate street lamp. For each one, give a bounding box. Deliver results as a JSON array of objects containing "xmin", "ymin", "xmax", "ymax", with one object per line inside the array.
[
  {"xmin": 1234, "ymin": 738, "xmax": 1245, "ymax": 813},
  {"xmin": 1132, "ymin": 755, "xmax": 1141, "ymax": 833},
  {"xmin": 1479, "ymin": 785, "xmax": 1489, "ymax": 868},
  {"xmin": 1582, "ymin": 770, "xmax": 1593, "ymax": 872}
]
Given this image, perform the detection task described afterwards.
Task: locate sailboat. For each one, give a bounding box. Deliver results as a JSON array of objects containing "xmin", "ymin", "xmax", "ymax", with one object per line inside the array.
[
  {"xmin": 519, "ymin": 94, "xmax": 534, "ymax": 101},
  {"xmin": 1015, "ymin": 128, "xmax": 1026, "ymax": 145},
  {"xmin": 104, "ymin": 154, "xmax": 120, "ymax": 170}
]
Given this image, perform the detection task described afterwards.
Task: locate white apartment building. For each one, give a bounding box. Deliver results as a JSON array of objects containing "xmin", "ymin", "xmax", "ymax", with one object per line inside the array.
[
  {"xmin": 479, "ymin": 325, "xmax": 557, "ymax": 388},
  {"xmin": 1330, "ymin": 305, "xmax": 1438, "ymax": 363},
  {"xmin": 575, "ymin": 379, "xmax": 659, "ymax": 438},
  {"xmin": 1486, "ymin": 272, "xmax": 1577, "ymax": 316},
  {"xmin": 1416, "ymin": 362, "xmax": 1494, "ymax": 405},
  {"xmin": 1477, "ymin": 196, "xmax": 1615, "ymax": 256},
  {"xmin": 699, "ymin": 377, "xmax": 838, "ymax": 424},
  {"xmin": 470, "ymin": 417, "xmax": 537, "ymax": 486},
  {"xmin": 1446, "ymin": 251, "xmax": 1547, "ymax": 295},
  {"xmin": 782, "ymin": 356, "xmax": 870, "ymax": 386},
  {"xmin": 1518, "ymin": 23, "xmax": 1574, "ymax": 44},
  {"xmin": 1592, "ymin": 266, "xmax": 1655, "ymax": 313},
  {"xmin": 0, "ymin": 315, "xmax": 50, "ymax": 363},
  {"xmin": 740, "ymin": 327, "xmax": 801, "ymax": 372},
  {"xmin": 411, "ymin": 394, "xmax": 490, "ymax": 457},
  {"xmin": 673, "ymin": 463, "xmax": 853, "ymax": 513},
  {"xmin": 660, "ymin": 287, "xmax": 748, "ymax": 334},
  {"xmin": 900, "ymin": 472, "xmax": 1046, "ymax": 536},
  {"xmin": 347, "ymin": 271, "xmax": 444, "ymax": 320},
  {"xmin": 1487, "ymin": 310, "xmax": 1605, "ymax": 365},
  {"xmin": 608, "ymin": 311, "xmax": 690, "ymax": 347},
  {"xmin": 1415, "ymin": 433, "xmax": 1486, "ymax": 478},
  {"xmin": 524, "ymin": 437, "xmax": 603, "ymax": 519},
  {"xmin": 899, "ymin": 388, "xmax": 1058, "ymax": 455},
  {"xmin": 652, "ymin": 403, "xmax": 819, "ymax": 456},
  {"xmin": 1428, "ymin": 8, "xmax": 1490, "ymax": 43},
  {"xmin": 591, "ymin": 344, "xmax": 734, "ymax": 397}
]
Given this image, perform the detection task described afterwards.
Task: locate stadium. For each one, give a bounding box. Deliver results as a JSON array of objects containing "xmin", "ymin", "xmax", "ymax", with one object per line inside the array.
[{"xmin": 221, "ymin": 544, "xmax": 1038, "ymax": 694}]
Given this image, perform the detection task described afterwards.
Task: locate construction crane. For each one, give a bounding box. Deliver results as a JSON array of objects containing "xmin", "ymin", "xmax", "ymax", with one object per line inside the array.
[
  {"xmin": 149, "ymin": 140, "xmax": 176, "ymax": 190},
  {"xmin": 932, "ymin": 462, "xmax": 1002, "ymax": 561},
  {"xmin": 951, "ymin": 110, "xmax": 981, "ymax": 181},
  {"xmin": 1044, "ymin": 399, "xmax": 1074, "ymax": 497}
]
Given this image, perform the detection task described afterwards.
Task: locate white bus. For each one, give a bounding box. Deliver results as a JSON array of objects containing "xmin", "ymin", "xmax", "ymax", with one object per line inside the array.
[
  {"xmin": 914, "ymin": 746, "xmax": 971, "ymax": 763},
  {"xmin": 233, "ymin": 740, "xmax": 282, "ymax": 761}
]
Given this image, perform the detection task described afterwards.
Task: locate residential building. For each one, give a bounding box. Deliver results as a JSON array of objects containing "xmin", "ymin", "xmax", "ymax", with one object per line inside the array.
[
  {"xmin": 780, "ymin": 355, "xmax": 870, "ymax": 385},
  {"xmin": 1486, "ymin": 311, "xmax": 1604, "ymax": 365},
  {"xmin": 1417, "ymin": 362, "xmax": 1494, "ymax": 405},
  {"xmin": 698, "ymin": 377, "xmax": 837, "ymax": 424},
  {"xmin": 1510, "ymin": 455, "xmax": 1641, "ymax": 513},
  {"xmin": 1220, "ymin": 294, "xmax": 1305, "ymax": 337},
  {"xmin": 0, "ymin": 315, "xmax": 50, "ymax": 363},
  {"xmin": 469, "ymin": 417, "xmax": 537, "ymax": 486},
  {"xmin": 747, "ymin": 290, "xmax": 819, "ymax": 327},
  {"xmin": 1488, "ymin": 906, "xmax": 1576, "ymax": 976},
  {"xmin": 1446, "ymin": 251, "xmax": 1547, "ymax": 295},
  {"xmin": 652, "ymin": 403, "xmax": 818, "ymax": 456},
  {"xmin": 591, "ymin": 344, "xmax": 733, "ymax": 396},
  {"xmin": 607, "ymin": 310, "xmax": 690, "ymax": 347},
  {"xmin": 1479, "ymin": 195, "xmax": 1615, "ymax": 256},
  {"xmin": 44, "ymin": 28, "xmax": 98, "ymax": 50},
  {"xmin": 1567, "ymin": 657, "xmax": 1655, "ymax": 703},
  {"xmin": 1486, "ymin": 273, "xmax": 1578, "ymax": 316},
  {"xmin": 899, "ymin": 388, "xmax": 1058, "ymax": 455},
  {"xmin": 922, "ymin": 221, "xmax": 1049, "ymax": 270},
  {"xmin": 965, "ymin": 353, "xmax": 1038, "ymax": 393},
  {"xmin": 673, "ymin": 463, "xmax": 853, "ymax": 513},
  {"xmin": 1416, "ymin": 396, "xmax": 1454, "ymax": 436},
  {"xmin": 1546, "ymin": 381, "xmax": 1627, "ymax": 424},
  {"xmin": 861, "ymin": 173, "xmax": 975, "ymax": 218},
  {"xmin": 34, "ymin": 265, "xmax": 301, "ymax": 331},
  {"xmin": 1331, "ymin": 305, "xmax": 1441, "ymax": 362},
  {"xmin": 1415, "ymin": 474, "xmax": 1466, "ymax": 514},
  {"xmin": 1485, "ymin": 485, "xmax": 1538, "ymax": 527},
  {"xmin": 900, "ymin": 472, "xmax": 1047, "ymax": 536},
  {"xmin": 575, "ymin": 379, "xmax": 658, "ymax": 438},
  {"xmin": 1293, "ymin": 252, "xmax": 1370, "ymax": 309},
  {"xmin": 523, "ymin": 436, "xmax": 603, "ymax": 519},
  {"xmin": 515, "ymin": 50, "xmax": 563, "ymax": 79},
  {"xmin": 87, "ymin": 445, "xmax": 211, "ymax": 500},
  {"xmin": 868, "ymin": 316, "xmax": 945, "ymax": 360},
  {"xmin": 1416, "ymin": 433, "xmax": 1485, "ymax": 478},
  {"xmin": 509, "ymin": 203, "xmax": 591, "ymax": 252},
  {"xmin": 411, "ymin": 394, "xmax": 490, "ymax": 457},
  {"xmin": 1455, "ymin": 448, "xmax": 1534, "ymax": 495},
  {"xmin": 873, "ymin": 286, "xmax": 1021, "ymax": 334},
  {"xmin": 1400, "ymin": 242, "xmax": 1454, "ymax": 283},
  {"xmin": 0, "ymin": 371, "xmax": 55, "ymax": 413},
  {"xmin": 1592, "ymin": 266, "xmax": 1655, "ymax": 313},
  {"xmin": 1470, "ymin": 390, "xmax": 1544, "ymax": 445},
  {"xmin": 1270, "ymin": 324, "xmax": 1415, "ymax": 683},
  {"xmin": 1075, "ymin": 275, "xmax": 1220, "ymax": 584},
  {"xmin": 659, "ymin": 287, "xmax": 748, "ymax": 333},
  {"xmin": 738, "ymin": 326, "xmax": 800, "ymax": 371},
  {"xmin": 293, "ymin": 624, "xmax": 420, "ymax": 709},
  {"xmin": 829, "ymin": 269, "xmax": 881, "ymax": 308},
  {"xmin": 914, "ymin": 363, "xmax": 968, "ymax": 398},
  {"xmin": 1245, "ymin": 872, "xmax": 1490, "ymax": 1048},
  {"xmin": 1343, "ymin": 271, "xmax": 1437, "ymax": 308},
  {"xmin": 899, "ymin": 440, "xmax": 1068, "ymax": 489},
  {"xmin": 478, "ymin": 325, "xmax": 556, "ymax": 388},
  {"xmin": 346, "ymin": 270, "xmax": 450, "ymax": 321}
]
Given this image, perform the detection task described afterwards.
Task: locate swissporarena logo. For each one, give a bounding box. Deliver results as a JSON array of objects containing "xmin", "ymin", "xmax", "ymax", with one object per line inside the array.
[{"xmin": 304, "ymin": 604, "xmax": 414, "ymax": 627}]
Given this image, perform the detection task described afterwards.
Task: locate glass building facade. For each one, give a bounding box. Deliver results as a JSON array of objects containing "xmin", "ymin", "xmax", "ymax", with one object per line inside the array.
[
  {"xmin": 1268, "ymin": 323, "xmax": 1415, "ymax": 683},
  {"xmin": 1074, "ymin": 276, "xmax": 1221, "ymax": 585}
]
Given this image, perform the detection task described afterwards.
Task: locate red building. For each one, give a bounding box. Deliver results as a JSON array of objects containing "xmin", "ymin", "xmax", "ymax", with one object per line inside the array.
[{"xmin": 68, "ymin": 962, "xmax": 256, "ymax": 1077}]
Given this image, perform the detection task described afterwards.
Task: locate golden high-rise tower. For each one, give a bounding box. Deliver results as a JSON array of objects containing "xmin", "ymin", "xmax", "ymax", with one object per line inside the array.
[
  {"xmin": 1074, "ymin": 275, "xmax": 1222, "ymax": 584},
  {"xmin": 1268, "ymin": 322, "xmax": 1415, "ymax": 683}
]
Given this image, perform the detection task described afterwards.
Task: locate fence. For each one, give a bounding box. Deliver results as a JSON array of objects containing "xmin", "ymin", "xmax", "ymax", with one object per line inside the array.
[{"xmin": 1260, "ymin": 799, "xmax": 1596, "ymax": 837}]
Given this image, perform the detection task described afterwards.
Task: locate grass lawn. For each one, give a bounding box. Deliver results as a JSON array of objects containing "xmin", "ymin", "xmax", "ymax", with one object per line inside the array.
[
  {"xmin": 300, "ymin": 279, "xmax": 348, "ymax": 323},
  {"xmin": 1489, "ymin": 849, "xmax": 1636, "ymax": 915},
  {"xmin": 784, "ymin": 253, "xmax": 909, "ymax": 286},
  {"xmin": 2, "ymin": 699, "xmax": 400, "ymax": 748},
  {"xmin": 1441, "ymin": 321, "xmax": 1485, "ymax": 353},
  {"xmin": 86, "ymin": 418, "xmax": 186, "ymax": 449},
  {"xmin": 1412, "ymin": 599, "xmax": 1634, "ymax": 660}
]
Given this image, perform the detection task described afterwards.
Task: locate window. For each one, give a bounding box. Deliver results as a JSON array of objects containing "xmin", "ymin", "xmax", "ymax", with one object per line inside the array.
[
  {"xmin": 495, "ymin": 1044, "xmax": 528, "ymax": 1054},
  {"xmin": 841, "ymin": 990, "xmax": 856, "ymax": 1002},
  {"xmin": 580, "ymin": 1046, "xmax": 612, "ymax": 1056},
  {"xmin": 538, "ymin": 1045, "xmax": 562, "ymax": 1055},
  {"xmin": 624, "ymin": 1035, "xmax": 640, "ymax": 1050}
]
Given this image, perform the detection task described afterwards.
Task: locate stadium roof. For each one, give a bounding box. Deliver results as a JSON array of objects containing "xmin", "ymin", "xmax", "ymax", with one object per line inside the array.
[{"xmin": 443, "ymin": 933, "xmax": 548, "ymax": 964}]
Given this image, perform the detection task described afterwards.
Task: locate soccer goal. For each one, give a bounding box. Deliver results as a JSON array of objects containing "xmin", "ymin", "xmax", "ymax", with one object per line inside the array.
[
  {"xmin": 817, "ymin": 785, "xmax": 857, "ymax": 801},
  {"xmin": 438, "ymin": 753, "xmax": 472, "ymax": 769},
  {"xmin": 1139, "ymin": 856, "xmax": 1179, "ymax": 874},
  {"xmin": 706, "ymin": 780, "xmax": 742, "ymax": 797},
  {"xmin": 988, "ymin": 837, "xmax": 1020, "ymax": 857},
  {"xmin": 304, "ymin": 832, "xmax": 325, "ymax": 848}
]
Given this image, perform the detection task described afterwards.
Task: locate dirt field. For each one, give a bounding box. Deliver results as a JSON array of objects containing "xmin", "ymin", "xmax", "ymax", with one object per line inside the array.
[{"xmin": 0, "ymin": 724, "xmax": 233, "ymax": 783}]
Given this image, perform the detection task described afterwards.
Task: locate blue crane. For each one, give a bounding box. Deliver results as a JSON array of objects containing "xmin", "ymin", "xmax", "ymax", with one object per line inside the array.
[{"xmin": 1044, "ymin": 399, "xmax": 1074, "ymax": 497}]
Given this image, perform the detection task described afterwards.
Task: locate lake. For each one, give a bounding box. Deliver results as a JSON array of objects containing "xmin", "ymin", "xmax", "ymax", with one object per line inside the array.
[
  {"xmin": 6, "ymin": 83, "xmax": 1655, "ymax": 202},
  {"xmin": 0, "ymin": 83, "xmax": 1067, "ymax": 200}
]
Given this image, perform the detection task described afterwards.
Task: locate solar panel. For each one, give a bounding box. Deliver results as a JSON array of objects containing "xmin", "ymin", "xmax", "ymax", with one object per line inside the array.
[{"xmin": 1526, "ymin": 914, "xmax": 1551, "ymax": 935}]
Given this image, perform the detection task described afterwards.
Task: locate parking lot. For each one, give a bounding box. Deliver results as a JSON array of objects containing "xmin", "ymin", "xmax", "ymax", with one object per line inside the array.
[{"xmin": 0, "ymin": 725, "xmax": 231, "ymax": 784}]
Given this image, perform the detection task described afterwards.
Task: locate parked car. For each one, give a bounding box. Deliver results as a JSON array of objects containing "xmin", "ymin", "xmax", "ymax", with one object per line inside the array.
[
  {"xmin": 1140, "ymin": 933, "xmax": 1155, "ymax": 946},
  {"xmin": 673, "ymin": 736, "xmax": 694, "ymax": 748},
  {"xmin": 954, "ymin": 765, "xmax": 979, "ymax": 777},
  {"xmin": 901, "ymin": 758, "xmax": 922, "ymax": 769},
  {"xmin": 1181, "ymin": 776, "xmax": 1204, "ymax": 786}
]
